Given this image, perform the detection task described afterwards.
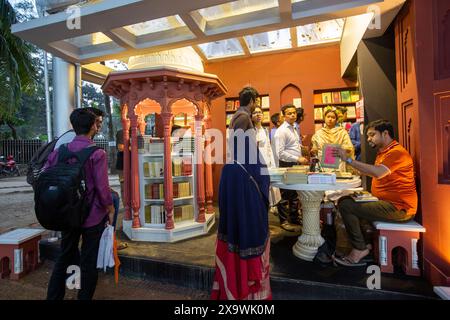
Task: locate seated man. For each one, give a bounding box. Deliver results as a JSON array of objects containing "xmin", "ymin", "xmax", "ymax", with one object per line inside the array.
[{"xmin": 333, "ymin": 120, "xmax": 417, "ymax": 266}]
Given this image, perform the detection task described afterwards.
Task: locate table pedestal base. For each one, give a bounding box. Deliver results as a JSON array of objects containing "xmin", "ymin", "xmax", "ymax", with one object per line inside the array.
[{"xmin": 292, "ymin": 190, "xmax": 325, "ymax": 261}]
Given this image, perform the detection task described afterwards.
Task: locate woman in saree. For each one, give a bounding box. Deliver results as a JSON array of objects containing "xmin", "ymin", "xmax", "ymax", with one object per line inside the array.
[
  {"xmin": 311, "ymin": 108, "xmax": 354, "ymax": 172},
  {"xmin": 211, "ymin": 88, "xmax": 271, "ymax": 300}
]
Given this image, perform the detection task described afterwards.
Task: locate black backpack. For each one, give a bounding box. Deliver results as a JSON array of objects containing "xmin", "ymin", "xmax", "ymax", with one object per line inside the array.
[
  {"xmin": 27, "ymin": 130, "xmax": 73, "ymax": 189},
  {"xmin": 34, "ymin": 144, "xmax": 100, "ymax": 231}
]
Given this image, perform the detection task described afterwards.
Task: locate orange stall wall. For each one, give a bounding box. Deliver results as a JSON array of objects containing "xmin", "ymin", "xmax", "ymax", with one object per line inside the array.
[{"xmin": 204, "ymin": 44, "xmax": 356, "ymax": 201}]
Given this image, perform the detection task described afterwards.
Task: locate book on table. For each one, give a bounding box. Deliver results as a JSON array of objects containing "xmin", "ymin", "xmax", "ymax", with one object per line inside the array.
[{"xmin": 351, "ymin": 191, "xmax": 379, "ymax": 202}]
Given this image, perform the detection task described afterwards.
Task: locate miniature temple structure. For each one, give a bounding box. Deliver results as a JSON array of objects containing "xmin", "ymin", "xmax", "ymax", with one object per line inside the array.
[{"xmin": 102, "ymin": 47, "xmax": 227, "ymax": 242}]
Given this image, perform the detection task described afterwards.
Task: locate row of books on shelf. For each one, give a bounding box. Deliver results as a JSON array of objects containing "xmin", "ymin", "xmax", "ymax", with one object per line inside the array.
[
  {"xmin": 144, "ymin": 204, "xmax": 195, "ymax": 224},
  {"xmin": 225, "ymin": 95, "xmax": 270, "ymax": 111},
  {"xmin": 143, "ymin": 158, "xmax": 192, "ymax": 177},
  {"xmin": 314, "ymin": 106, "xmax": 357, "ymax": 120},
  {"xmin": 314, "ymin": 90, "xmax": 360, "ymax": 104},
  {"xmin": 142, "ymin": 137, "xmax": 195, "ymax": 155},
  {"xmin": 144, "ymin": 182, "xmax": 191, "ymax": 199},
  {"xmin": 226, "ymin": 111, "xmax": 270, "ymax": 126},
  {"xmin": 145, "ymin": 205, "xmax": 166, "ymax": 224}
]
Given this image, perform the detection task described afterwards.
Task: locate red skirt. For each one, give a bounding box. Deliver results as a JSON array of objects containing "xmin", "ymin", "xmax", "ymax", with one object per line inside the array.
[{"xmin": 211, "ymin": 238, "xmax": 272, "ymax": 300}]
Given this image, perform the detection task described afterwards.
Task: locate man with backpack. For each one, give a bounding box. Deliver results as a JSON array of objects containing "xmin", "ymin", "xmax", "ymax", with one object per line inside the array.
[{"xmin": 42, "ymin": 108, "xmax": 114, "ymax": 300}]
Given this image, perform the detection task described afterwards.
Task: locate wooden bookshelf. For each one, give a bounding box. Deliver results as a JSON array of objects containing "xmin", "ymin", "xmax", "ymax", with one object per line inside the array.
[
  {"xmin": 225, "ymin": 94, "xmax": 270, "ymax": 128},
  {"xmin": 313, "ymin": 87, "xmax": 360, "ymax": 130}
]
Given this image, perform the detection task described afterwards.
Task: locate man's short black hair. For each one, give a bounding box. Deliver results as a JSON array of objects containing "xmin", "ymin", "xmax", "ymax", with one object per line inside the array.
[
  {"xmin": 281, "ymin": 104, "xmax": 296, "ymax": 116},
  {"xmin": 84, "ymin": 107, "xmax": 105, "ymax": 118},
  {"xmin": 367, "ymin": 119, "xmax": 395, "ymax": 139},
  {"xmin": 238, "ymin": 87, "xmax": 259, "ymax": 107},
  {"xmin": 70, "ymin": 109, "xmax": 96, "ymax": 135},
  {"xmin": 296, "ymin": 107, "xmax": 304, "ymax": 123},
  {"xmin": 270, "ymin": 112, "xmax": 281, "ymax": 126}
]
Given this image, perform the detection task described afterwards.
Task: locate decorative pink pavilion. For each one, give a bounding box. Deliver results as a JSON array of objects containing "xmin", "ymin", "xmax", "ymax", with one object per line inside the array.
[{"xmin": 102, "ymin": 54, "xmax": 226, "ymax": 242}]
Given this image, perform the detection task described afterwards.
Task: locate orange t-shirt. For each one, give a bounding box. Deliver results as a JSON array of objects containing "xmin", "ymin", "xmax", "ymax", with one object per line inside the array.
[{"xmin": 371, "ymin": 140, "xmax": 418, "ymax": 216}]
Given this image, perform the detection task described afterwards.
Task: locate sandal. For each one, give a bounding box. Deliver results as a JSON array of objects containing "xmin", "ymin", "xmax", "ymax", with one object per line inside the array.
[
  {"xmin": 117, "ymin": 242, "xmax": 128, "ymax": 250},
  {"xmin": 334, "ymin": 256, "xmax": 367, "ymax": 267}
]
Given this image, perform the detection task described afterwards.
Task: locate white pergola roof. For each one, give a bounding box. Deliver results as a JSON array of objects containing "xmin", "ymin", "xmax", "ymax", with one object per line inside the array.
[{"xmin": 13, "ymin": 0, "xmax": 405, "ymax": 66}]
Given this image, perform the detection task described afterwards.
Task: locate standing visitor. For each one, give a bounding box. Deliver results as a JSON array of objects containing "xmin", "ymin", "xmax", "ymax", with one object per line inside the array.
[{"xmin": 211, "ymin": 87, "xmax": 272, "ymax": 300}]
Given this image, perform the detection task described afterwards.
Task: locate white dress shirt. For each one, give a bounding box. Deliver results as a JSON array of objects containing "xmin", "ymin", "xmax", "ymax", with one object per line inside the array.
[{"xmin": 273, "ymin": 121, "xmax": 302, "ymax": 163}]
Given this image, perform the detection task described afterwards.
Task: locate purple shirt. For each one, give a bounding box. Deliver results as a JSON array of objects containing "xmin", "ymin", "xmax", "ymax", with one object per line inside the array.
[{"xmin": 44, "ymin": 135, "xmax": 113, "ymax": 228}]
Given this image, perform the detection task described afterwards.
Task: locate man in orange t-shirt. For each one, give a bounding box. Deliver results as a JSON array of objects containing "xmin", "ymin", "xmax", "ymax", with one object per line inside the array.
[{"xmin": 333, "ymin": 119, "xmax": 417, "ymax": 266}]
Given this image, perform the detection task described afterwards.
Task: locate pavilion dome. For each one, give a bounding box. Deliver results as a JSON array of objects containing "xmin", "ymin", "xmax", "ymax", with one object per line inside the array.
[{"xmin": 127, "ymin": 47, "xmax": 204, "ymax": 73}]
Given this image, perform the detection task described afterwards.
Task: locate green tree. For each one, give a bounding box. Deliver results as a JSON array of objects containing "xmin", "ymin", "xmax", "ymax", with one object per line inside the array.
[{"xmin": 0, "ymin": 0, "xmax": 37, "ymax": 139}]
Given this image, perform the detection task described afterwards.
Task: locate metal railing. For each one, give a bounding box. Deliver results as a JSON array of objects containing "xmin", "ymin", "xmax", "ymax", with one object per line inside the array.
[
  {"xmin": 0, "ymin": 140, "xmax": 44, "ymax": 164},
  {"xmin": 0, "ymin": 138, "xmax": 111, "ymax": 164}
]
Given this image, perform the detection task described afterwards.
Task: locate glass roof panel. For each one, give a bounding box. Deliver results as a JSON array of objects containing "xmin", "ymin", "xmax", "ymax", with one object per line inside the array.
[
  {"xmin": 198, "ymin": 38, "xmax": 244, "ymax": 59},
  {"xmin": 244, "ymin": 28, "xmax": 291, "ymax": 53},
  {"xmin": 65, "ymin": 32, "xmax": 112, "ymax": 48},
  {"xmin": 296, "ymin": 19, "xmax": 345, "ymax": 46},
  {"xmin": 197, "ymin": 0, "xmax": 278, "ymax": 21},
  {"xmin": 124, "ymin": 15, "xmax": 185, "ymax": 36}
]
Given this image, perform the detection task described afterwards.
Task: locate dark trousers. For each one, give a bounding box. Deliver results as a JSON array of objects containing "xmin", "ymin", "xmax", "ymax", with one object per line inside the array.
[
  {"xmin": 277, "ymin": 160, "xmax": 301, "ymax": 224},
  {"xmin": 337, "ymin": 197, "xmax": 412, "ymax": 250},
  {"xmin": 46, "ymin": 220, "xmax": 105, "ymax": 300}
]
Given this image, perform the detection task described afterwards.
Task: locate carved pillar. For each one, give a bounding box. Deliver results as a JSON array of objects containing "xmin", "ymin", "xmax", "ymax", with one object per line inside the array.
[
  {"xmin": 195, "ymin": 114, "xmax": 206, "ymax": 222},
  {"xmin": 137, "ymin": 113, "xmax": 146, "ymax": 136},
  {"xmin": 161, "ymin": 112, "xmax": 175, "ymax": 229},
  {"xmin": 129, "ymin": 99, "xmax": 141, "ymax": 228},
  {"xmin": 121, "ymin": 102, "xmax": 132, "ymax": 221},
  {"xmin": 203, "ymin": 112, "xmax": 214, "ymax": 214}
]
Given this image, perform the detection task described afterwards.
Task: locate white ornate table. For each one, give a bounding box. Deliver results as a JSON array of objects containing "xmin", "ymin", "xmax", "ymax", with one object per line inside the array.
[{"xmin": 273, "ymin": 177, "xmax": 361, "ymax": 261}]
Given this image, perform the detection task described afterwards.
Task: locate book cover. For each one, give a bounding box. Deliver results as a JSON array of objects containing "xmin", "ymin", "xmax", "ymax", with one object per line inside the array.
[
  {"xmin": 225, "ymin": 100, "xmax": 234, "ymax": 111},
  {"xmin": 321, "ymin": 143, "xmax": 340, "ymax": 169},
  {"xmin": 340, "ymin": 90, "xmax": 351, "ymax": 102},
  {"xmin": 346, "ymin": 106, "xmax": 356, "ymax": 119},
  {"xmin": 261, "ymin": 96, "xmax": 270, "ymax": 109},
  {"xmin": 350, "ymin": 91, "xmax": 360, "ymax": 102},
  {"xmin": 322, "ymin": 92, "xmax": 332, "ymax": 104},
  {"xmin": 332, "ymin": 92, "xmax": 341, "ymax": 103},
  {"xmin": 314, "ymin": 107, "xmax": 323, "ymax": 120},
  {"xmin": 226, "ymin": 113, "xmax": 233, "ymax": 126},
  {"xmin": 293, "ymin": 98, "xmax": 302, "ymax": 108}
]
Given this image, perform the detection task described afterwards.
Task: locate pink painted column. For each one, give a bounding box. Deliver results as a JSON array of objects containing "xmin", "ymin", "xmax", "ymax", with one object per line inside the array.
[
  {"xmin": 161, "ymin": 112, "xmax": 175, "ymax": 230},
  {"xmin": 129, "ymin": 110, "xmax": 141, "ymax": 228},
  {"xmin": 203, "ymin": 114, "xmax": 215, "ymax": 214},
  {"xmin": 121, "ymin": 105, "xmax": 132, "ymax": 221},
  {"xmin": 195, "ymin": 114, "xmax": 206, "ymax": 223}
]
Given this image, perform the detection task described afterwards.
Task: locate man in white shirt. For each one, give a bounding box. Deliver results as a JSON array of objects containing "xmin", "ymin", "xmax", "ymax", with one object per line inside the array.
[{"xmin": 273, "ymin": 104, "xmax": 309, "ymax": 231}]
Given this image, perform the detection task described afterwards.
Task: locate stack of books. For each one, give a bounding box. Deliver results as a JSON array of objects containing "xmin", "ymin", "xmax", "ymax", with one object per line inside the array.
[
  {"xmin": 172, "ymin": 157, "xmax": 192, "ymax": 176},
  {"xmin": 307, "ymin": 172, "xmax": 336, "ymax": 184},
  {"xmin": 173, "ymin": 182, "xmax": 191, "ymax": 198},
  {"xmin": 173, "ymin": 204, "xmax": 194, "ymax": 222},
  {"xmin": 283, "ymin": 166, "xmax": 309, "ymax": 184},
  {"xmin": 145, "ymin": 183, "xmax": 164, "ymax": 199},
  {"xmin": 143, "ymin": 160, "xmax": 164, "ymax": 178},
  {"xmin": 351, "ymin": 191, "xmax": 379, "ymax": 202},
  {"xmin": 268, "ymin": 168, "xmax": 287, "ymax": 183},
  {"xmin": 145, "ymin": 205, "xmax": 166, "ymax": 224}
]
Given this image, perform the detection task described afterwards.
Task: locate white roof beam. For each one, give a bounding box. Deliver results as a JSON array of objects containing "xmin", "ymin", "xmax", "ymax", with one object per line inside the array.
[
  {"xmin": 290, "ymin": 27, "xmax": 298, "ymax": 48},
  {"xmin": 103, "ymin": 28, "xmax": 136, "ymax": 50},
  {"xmin": 238, "ymin": 37, "xmax": 251, "ymax": 56},
  {"xmin": 278, "ymin": 0, "xmax": 293, "ymax": 21},
  {"xmin": 180, "ymin": 11, "xmax": 207, "ymax": 39}
]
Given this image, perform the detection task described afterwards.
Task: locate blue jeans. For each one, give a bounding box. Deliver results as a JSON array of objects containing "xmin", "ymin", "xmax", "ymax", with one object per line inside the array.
[{"xmin": 111, "ymin": 191, "xmax": 120, "ymax": 230}]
